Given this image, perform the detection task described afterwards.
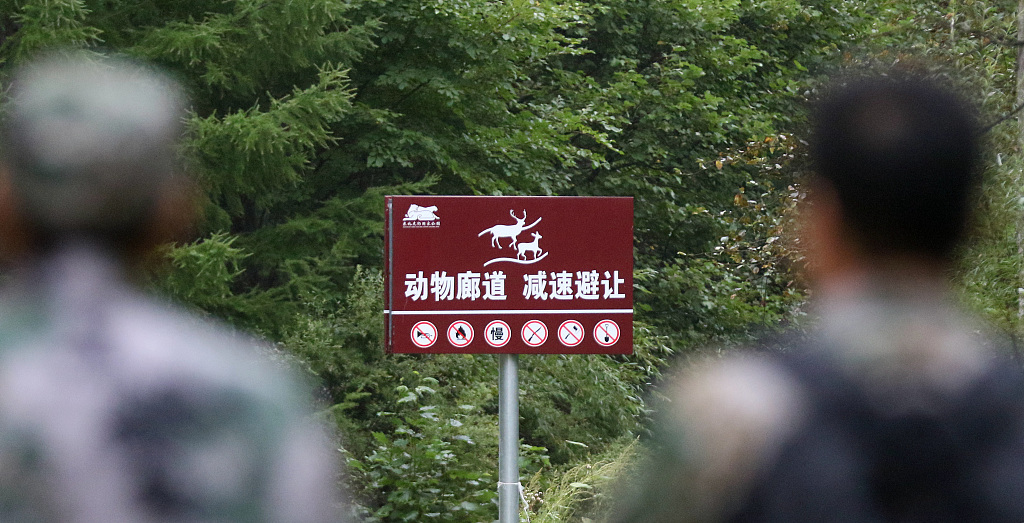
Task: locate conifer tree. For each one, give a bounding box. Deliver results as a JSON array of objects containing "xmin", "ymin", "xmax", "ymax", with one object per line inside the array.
[{"xmin": 0, "ymin": 1, "xmax": 891, "ymax": 520}]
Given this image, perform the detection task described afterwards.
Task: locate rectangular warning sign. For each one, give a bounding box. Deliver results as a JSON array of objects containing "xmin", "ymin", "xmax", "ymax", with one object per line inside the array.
[{"xmin": 384, "ymin": 196, "xmax": 633, "ymax": 354}]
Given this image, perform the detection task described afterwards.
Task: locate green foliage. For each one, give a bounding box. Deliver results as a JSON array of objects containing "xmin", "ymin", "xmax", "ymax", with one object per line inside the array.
[
  {"xmin": 0, "ymin": 0, "xmax": 101, "ymax": 63},
  {"xmin": 524, "ymin": 440, "xmax": 639, "ymax": 523},
  {"xmin": 186, "ymin": 64, "xmax": 355, "ymax": 217},
  {"xmin": 154, "ymin": 233, "xmax": 251, "ymax": 320},
  {"xmin": 847, "ymin": 0, "xmax": 1024, "ymax": 338},
  {"xmin": 519, "ymin": 340, "xmax": 670, "ymax": 463},
  {"xmin": 0, "ymin": 0, "xmax": 918, "ymax": 521},
  {"xmin": 346, "ymin": 383, "xmax": 496, "ymax": 522}
]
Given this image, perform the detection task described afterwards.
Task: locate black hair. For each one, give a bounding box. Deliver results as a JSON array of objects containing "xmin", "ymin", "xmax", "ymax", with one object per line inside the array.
[{"xmin": 809, "ymin": 75, "xmax": 980, "ymax": 261}]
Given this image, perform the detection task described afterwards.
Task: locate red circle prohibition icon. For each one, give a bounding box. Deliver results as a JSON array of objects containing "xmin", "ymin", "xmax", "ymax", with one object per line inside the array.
[
  {"xmin": 485, "ymin": 320, "xmax": 511, "ymax": 348},
  {"xmin": 447, "ymin": 320, "xmax": 474, "ymax": 347},
  {"xmin": 558, "ymin": 320, "xmax": 584, "ymax": 347},
  {"xmin": 593, "ymin": 319, "xmax": 620, "ymax": 347},
  {"xmin": 521, "ymin": 319, "xmax": 548, "ymax": 347},
  {"xmin": 411, "ymin": 321, "xmax": 437, "ymax": 348}
]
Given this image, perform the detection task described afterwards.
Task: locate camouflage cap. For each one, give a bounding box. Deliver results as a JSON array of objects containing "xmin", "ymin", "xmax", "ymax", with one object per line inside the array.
[{"xmin": 0, "ymin": 51, "xmax": 187, "ymax": 235}]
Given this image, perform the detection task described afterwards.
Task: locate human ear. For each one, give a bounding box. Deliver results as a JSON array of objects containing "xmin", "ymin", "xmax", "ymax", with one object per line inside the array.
[{"xmin": 0, "ymin": 165, "xmax": 33, "ymax": 261}]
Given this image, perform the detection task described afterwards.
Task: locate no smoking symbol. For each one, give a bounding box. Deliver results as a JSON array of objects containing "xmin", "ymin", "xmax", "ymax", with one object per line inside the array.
[
  {"xmin": 593, "ymin": 319, "xmax": 620, "ymax": 347},
  {"xmin": 558, "ymin": 320, "xmax": 584, "ymax": 347},
  {"xmin": 447, "ymin": 320, "xmax": 474, "ymax": 347},
  {"xmin": 521, "ymin": 319, "xmax": 548, "ymax": 347},
  {"xmin": 411, "ymin": 321, "xmax": 437, "ymax": 349}
]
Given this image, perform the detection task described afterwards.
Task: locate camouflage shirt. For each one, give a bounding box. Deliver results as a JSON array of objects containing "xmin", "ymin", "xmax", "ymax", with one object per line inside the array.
[
  {"xmin": 0, "ymin": 243, "xmax": 346, "ymax": 522},
  {"xmin": 610, "ymin": 278, "xmax": 1024, "ymax": 522}
]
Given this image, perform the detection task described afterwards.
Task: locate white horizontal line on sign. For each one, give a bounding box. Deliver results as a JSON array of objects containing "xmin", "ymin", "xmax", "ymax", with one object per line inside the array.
[{"xmin": 384, "ymin": 309, "xmax": 633, "ymax": 315}]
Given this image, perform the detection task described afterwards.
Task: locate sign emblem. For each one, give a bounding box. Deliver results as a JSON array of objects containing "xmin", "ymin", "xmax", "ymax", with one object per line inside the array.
[
  {"xmin": 557, "ymin": 320, "xmax": 584, "ymax": 347},
  {"xmin": 521, "ymin": 319, "xmax": 548, "ymax": 347},
  {"xmin": 447, "ymin": 320, "xmax": 474, "ymax": 347},
  {"xmin": 485, "ymin": 320, "xmax": 512, "ymax": 348},
  {"xmin": 404, "ymin": 204, "xmax": 439, "ymax": 221},
  {"xmin": 403, "ymin": 204, "xmax": 440, "ymax": 228},
  {"xmin": 593, "ymin": 319, "xmax": 620, "ymax": 347},
  {"xmin": 411, "ymin": 321, "xmax": 438, "ymax": 348}
]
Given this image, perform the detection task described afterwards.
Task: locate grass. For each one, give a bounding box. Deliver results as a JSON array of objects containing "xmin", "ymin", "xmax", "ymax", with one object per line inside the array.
[{"xmin": 523, "ymin": 439, "xmax": 640, "ymax": 523}]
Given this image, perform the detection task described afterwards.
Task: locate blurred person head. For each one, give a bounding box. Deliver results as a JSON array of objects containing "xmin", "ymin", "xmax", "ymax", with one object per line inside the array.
[
  {"xmin": 804, "ymin": 75, "xmax": 980, "ymax": 280},
  {"xmin": 0, "ymin": 50, "xmax": 194, "ymax": 261},
  {"xmin": 0, "ymin": 52, "xmax": 346, "ymax": 523},
  {"xmin": 608, "ymin": 74, "xmax": 1008, "ymax": 523}
]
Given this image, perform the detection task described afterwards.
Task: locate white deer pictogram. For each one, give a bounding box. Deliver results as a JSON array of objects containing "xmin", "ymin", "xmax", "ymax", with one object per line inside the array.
[
  {"xmin": 478, "ymin": 209, "xmax": 541, "ymax": 249},
  {"xmin": 516, "ymin": 232, "xmax": 543, "ymax": 260}
]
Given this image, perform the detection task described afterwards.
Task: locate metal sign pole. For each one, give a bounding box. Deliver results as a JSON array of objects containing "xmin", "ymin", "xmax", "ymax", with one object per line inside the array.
[{"xmin": 498, "ymin": 353, "xmax": 520, "ymax": 523}]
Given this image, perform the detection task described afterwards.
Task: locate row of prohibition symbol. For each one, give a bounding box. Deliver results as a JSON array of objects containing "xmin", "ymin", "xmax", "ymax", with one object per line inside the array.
[{"xmin": 410, "ymin": 319, "xmax": 620, "ymax": 349}]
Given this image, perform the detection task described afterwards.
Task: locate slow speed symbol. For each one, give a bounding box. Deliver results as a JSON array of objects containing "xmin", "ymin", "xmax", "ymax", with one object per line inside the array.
[
  {"xmin": 485, "ymin": 320, "xmax": 511, "ymax": 348},
  {"xmin": 558, "ymin": 320, "xmax": 584, "ymax": 347}
]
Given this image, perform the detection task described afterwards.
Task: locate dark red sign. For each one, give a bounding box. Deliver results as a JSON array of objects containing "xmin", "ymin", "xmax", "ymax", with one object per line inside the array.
[{"xmin": 385, "ymin": 196, "xmax": 633, "ymax": 354}]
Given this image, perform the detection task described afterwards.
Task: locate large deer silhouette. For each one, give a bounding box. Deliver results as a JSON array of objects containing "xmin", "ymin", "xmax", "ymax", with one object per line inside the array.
[{"xmin": 478, "ymin": 210, "xmax": 542, "ymax": 249}]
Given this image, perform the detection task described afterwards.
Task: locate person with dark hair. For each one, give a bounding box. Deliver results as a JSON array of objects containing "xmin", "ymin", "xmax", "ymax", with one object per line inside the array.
[
  {"xmin": 0, "ymin": 51, "xmax": 347, "ymax": 522},
  {"xmin": 608, "ymin": 75, "xmax": 1024, "ymax": 522},
  {"xmin": 811, "ymin": 77, "xmax": 979, "ymax": 260}
]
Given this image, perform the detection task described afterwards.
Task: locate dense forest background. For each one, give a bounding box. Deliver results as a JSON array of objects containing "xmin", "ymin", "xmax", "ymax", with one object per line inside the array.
[{"xmin": 1, "ymin": 0, "xmax": 1022, "ymax": 520}]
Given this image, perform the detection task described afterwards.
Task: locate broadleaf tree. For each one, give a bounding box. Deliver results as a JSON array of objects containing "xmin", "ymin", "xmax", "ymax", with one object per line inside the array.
[{"xmin": 0, "ymin": 0, "xmax": 911, "ymax": 520}]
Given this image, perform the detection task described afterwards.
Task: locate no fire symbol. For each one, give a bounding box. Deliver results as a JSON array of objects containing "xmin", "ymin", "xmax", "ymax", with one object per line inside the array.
[{"xmin": 447, "ymin": 320, "xmax": 474, "ymax": 347}]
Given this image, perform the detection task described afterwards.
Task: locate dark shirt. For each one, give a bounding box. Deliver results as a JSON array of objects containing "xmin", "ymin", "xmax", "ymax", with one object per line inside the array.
[{"xmin": 610, "ymin": 282, "xmax": 1024, "ymax": 522}]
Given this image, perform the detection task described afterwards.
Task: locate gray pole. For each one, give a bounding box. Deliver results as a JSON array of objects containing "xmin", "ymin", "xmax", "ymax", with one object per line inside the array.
[{"xmin": 498, "ymin": 353, "xmax": 520, "ymax": 523}]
